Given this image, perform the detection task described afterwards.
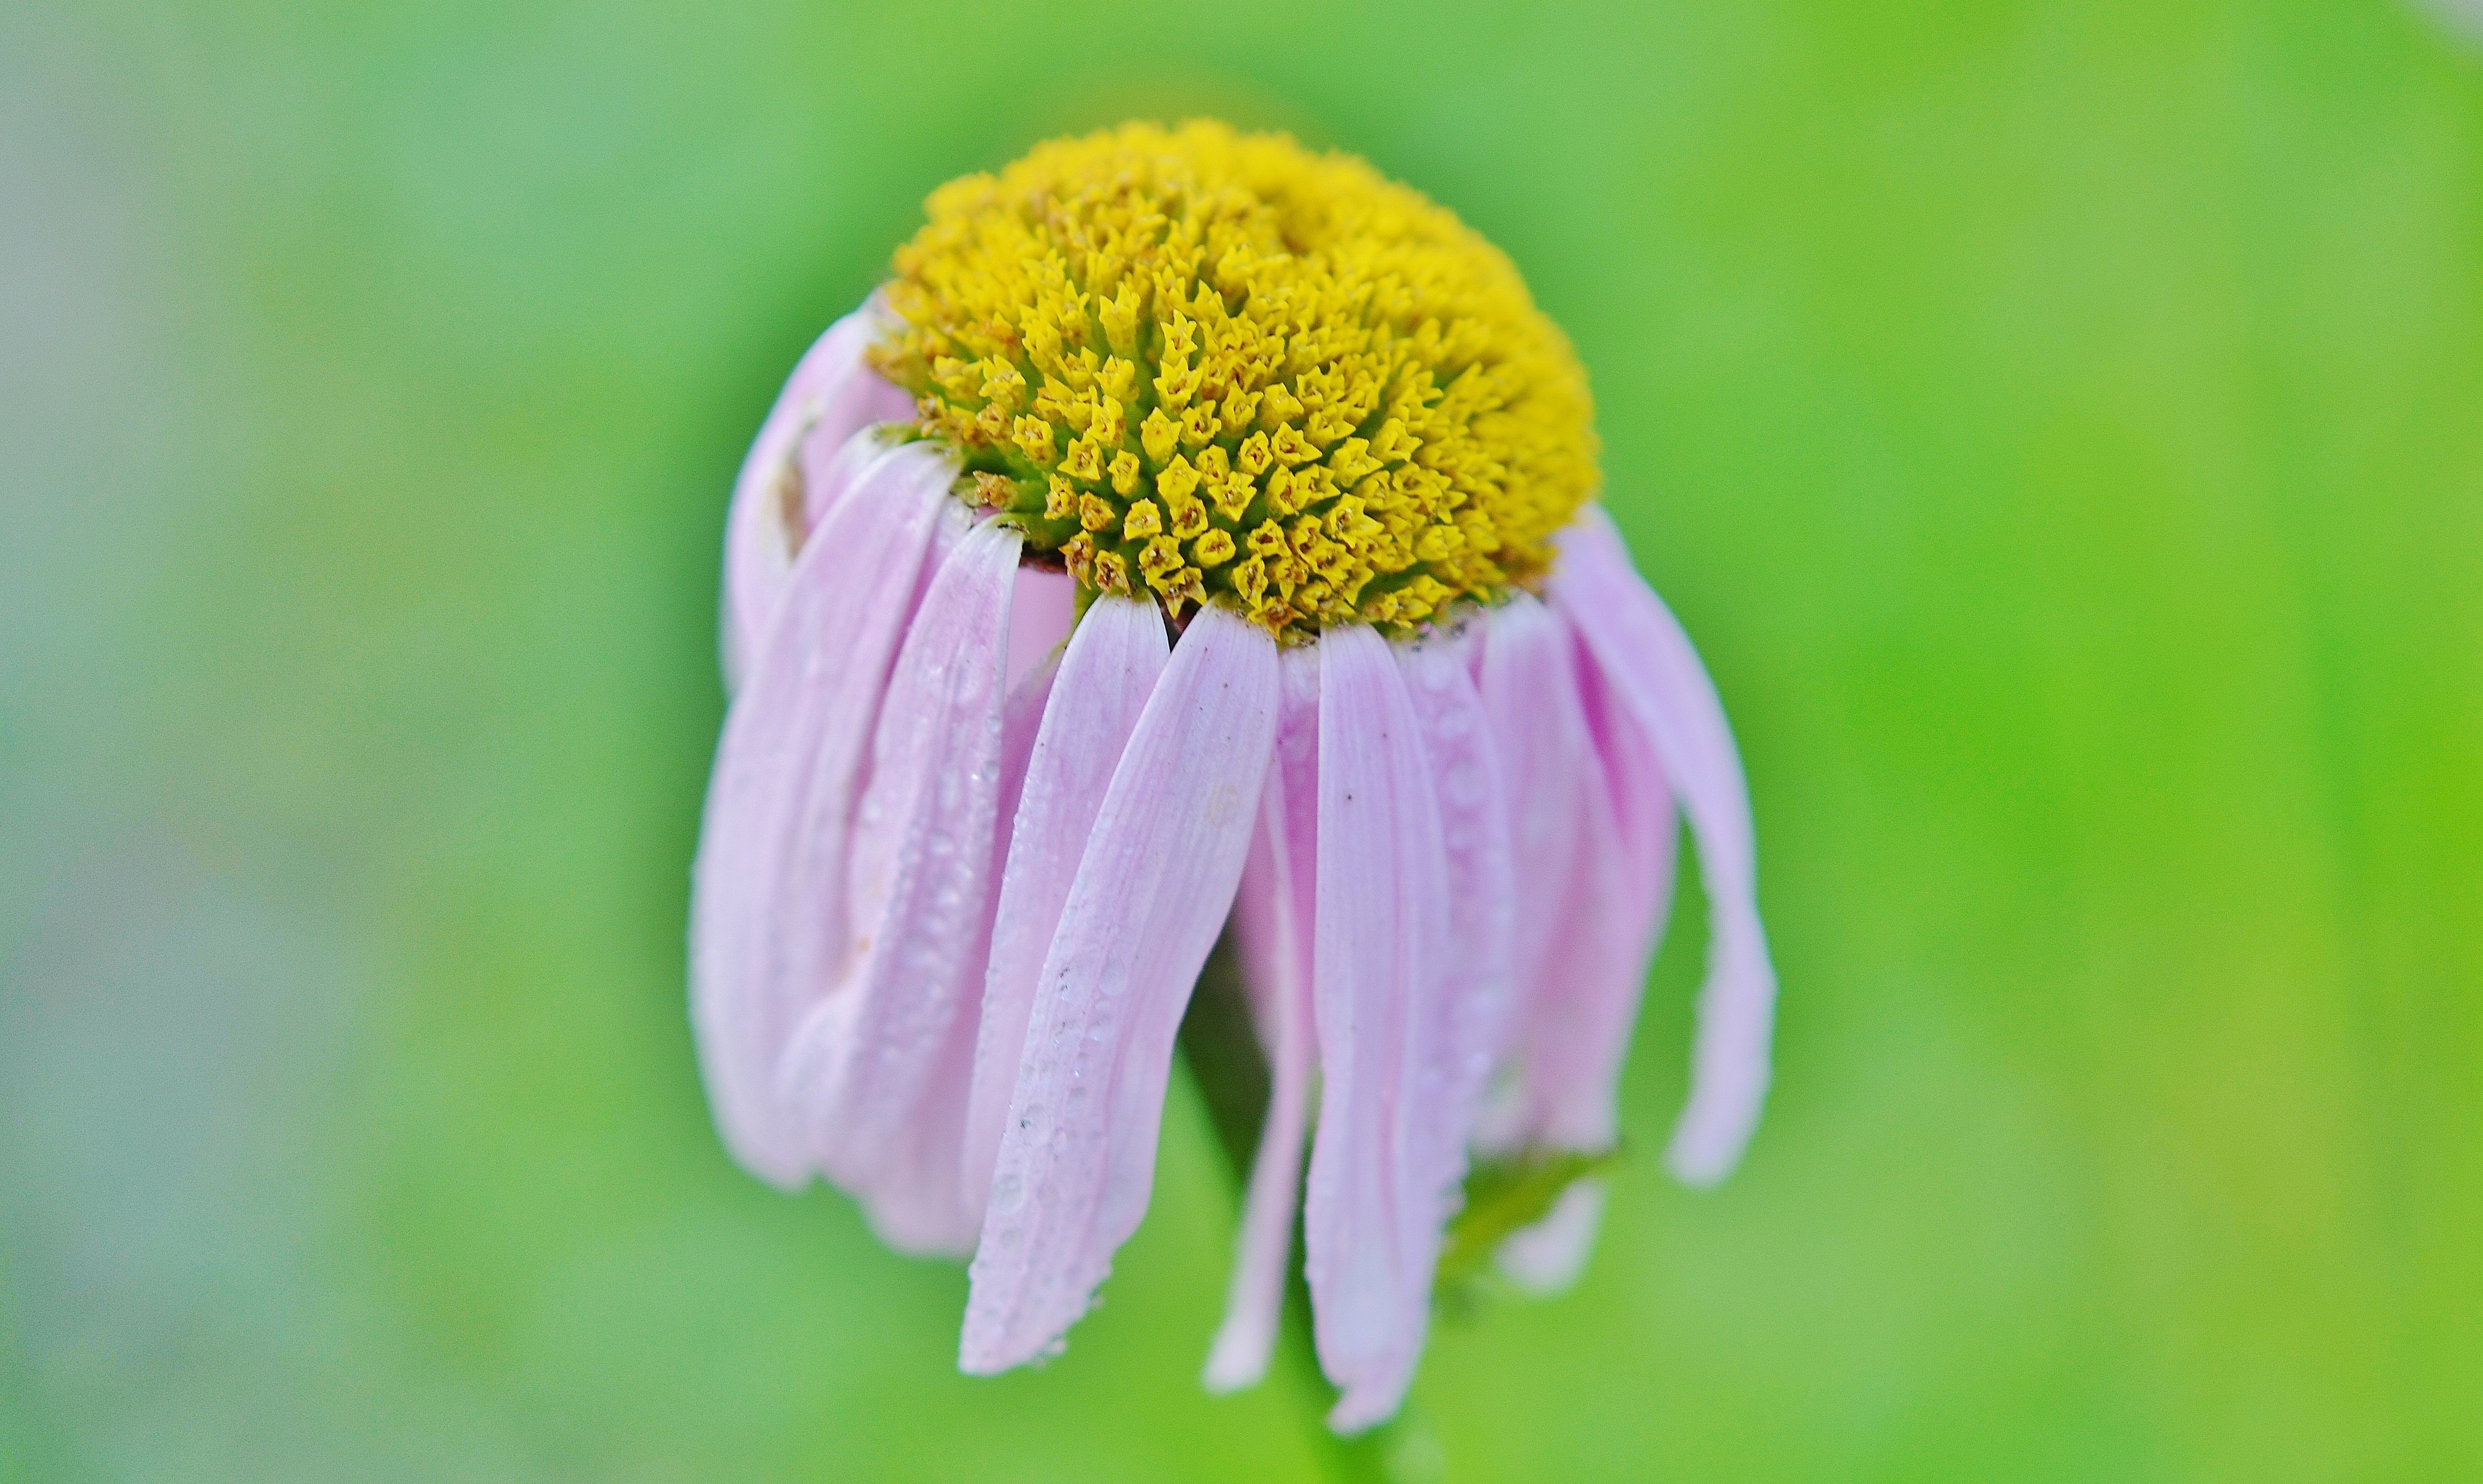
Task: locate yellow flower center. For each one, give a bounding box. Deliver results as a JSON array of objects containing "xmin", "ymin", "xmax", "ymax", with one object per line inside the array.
[{"xmin": 870, "ymin": 121, "xmax": 1599, "ymax": 640}]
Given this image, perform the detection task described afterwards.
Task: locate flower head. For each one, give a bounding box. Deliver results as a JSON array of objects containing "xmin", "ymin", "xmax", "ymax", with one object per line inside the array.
[
  {"xmin": 693, "ymin": 122, "xmax": 1774, "ymax": 1433},
  {"xmin": 871, "ymin": 121, "xmax": 1597, "ymax": 638}
]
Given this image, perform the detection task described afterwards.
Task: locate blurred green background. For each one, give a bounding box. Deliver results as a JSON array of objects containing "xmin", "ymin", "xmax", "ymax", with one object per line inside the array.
[{"xmin": 5, "ymin": 0, "xmax": 2480, "ymax": 1479}]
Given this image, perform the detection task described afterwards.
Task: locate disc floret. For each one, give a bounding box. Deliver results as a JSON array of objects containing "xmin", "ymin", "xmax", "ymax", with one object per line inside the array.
[{"xmin": 870, "ymin": 121, "xmax": 1599, "ymax": 639}]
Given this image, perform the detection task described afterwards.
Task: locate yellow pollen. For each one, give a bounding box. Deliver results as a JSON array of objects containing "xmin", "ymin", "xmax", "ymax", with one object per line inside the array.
[{"xmin": 871, "ymin": 120, "xmax": 1599, "ymax": 638}]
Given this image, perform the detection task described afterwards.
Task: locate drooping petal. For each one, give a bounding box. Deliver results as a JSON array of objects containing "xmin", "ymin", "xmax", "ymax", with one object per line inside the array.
[
  {"xmin": 776, "ymin": 515, "xmax": 1021, "ymax": 1250},
  {"xmin": 1577, "ymin": 623, "xmax": 1682, "ymax": 963},
  {"xmin": 858, "ymin": 651, "xmax": 1055, "ymax": 1254},
  {"xmin": 1471, "ymin": 577, "xmax": 1692, "ymax": 1288},
  {"xmin": 1479, "ymin": 596, "xmax": 1593, "ymax": 1083},
  {"xmin": 1304, "ymin": 626, "xmax": 1452, "ymax": 1435},
  {"xmin": 1480, "ymin": 747, "xmax": 1642, "ymax": 1291},
  {"xmin": 689, "ymin": 442, "xmax": 956, "ymax": 1186},
  {"xmin": 1396, "ymin": 634, "xmax": 1516, "ymax": 1257},
  {"xmin": 794, "ymin": 332, "xmax": 915, "ymax": 534},
  {"xmin": 1204, "ymin": 644, "xmax": 1321, "ymax": 1394},
  {"xmin": 961, "ymin": 606, "xmax": 1278, "ymax": 1376},
  {"xmin": 1470, "ymin": 598, "xmax": 1589, "ymax": 1156},
  {"xmin": 855, "ymin": 1004, "xmax": 984, "ymax": 1256},
  {"xmin": 1553, "ymin": 508, "xmax": 1776, "ymax": 1186},
  {"xmin": 1004, "ymin": 566, "xmax": 1078, "ymax": 693},
  {"xmin": 786, "ymin": 419, "xmax": 903, "ymax": 565},
  {"xmin": 1496, "ymin": 1180, "xmax": 1608, "ymax": 1293},
  {"xmin": 1498, "ymin": 601, "xmax": 1681, "ymax": 1152},
  {"xmin": 1485, "ymin": 556, "xmax": 1686, "ymax": 1289},
  {"xmin": 721, "ymin": 297, "xmax": 912, "ymax": 689},
  {"xmin": 962, "ymin": 597, "xmax": 1170, "ymax": 1214},
  {"xmin": 994, "ymin": 657, "xmax": 1061, "ymax": 847}
]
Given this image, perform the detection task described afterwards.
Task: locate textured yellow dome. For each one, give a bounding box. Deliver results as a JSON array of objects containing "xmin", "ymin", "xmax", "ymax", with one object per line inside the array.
[{"xmin": 870, "ymin": 121, "xmax": 1599, "ymax": 639}]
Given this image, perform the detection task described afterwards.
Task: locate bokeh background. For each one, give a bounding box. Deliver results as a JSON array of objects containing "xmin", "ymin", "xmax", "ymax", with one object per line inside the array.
[{"xmin": 6, "ymin": 1, "xmax": 2481, "ymax": 1479}]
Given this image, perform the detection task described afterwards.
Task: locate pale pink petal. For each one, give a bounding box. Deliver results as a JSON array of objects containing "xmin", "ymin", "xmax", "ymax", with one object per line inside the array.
[
  {"xmin": 794, "ymin": 318, "xmax": 915, "ymax": 532},
  {"xmin": 1203, "ymin": 644, "xmax": 1321, "ymax": 1393},
  {"xmin": 961, "ymin": 606, "xmax": 1278, "ymax": 1375},
  {"xmin": 1474, "ymin": 585, "xmax": 1682, "ymax": 1289},
  {"xmin": 775, "ymin": 516, "xmax": 1021, "ymax": 1244},
  {"xmin": 962, "ymin": 597, "xmax": 1170, "ymax": 1213},
  {"xmin": 856, "ymin": 1009, "xmax": 985, "ymax": 1256},
  {"xmin": 994, "ymin": 650, "xmax": 1062, "ymax": 833},
  {"xmin": 1004, "ymin": 566, "xmax": 1078, "ymax": 693},
  {"xmin": 1490, "ymin": 715, "xmax": 1672, "ymax": 1290},
  {"xmin": 1554, "ymin": 508, "xmax": 1776, "ymax": 1186},
  {"xmin": 689, "ymin": 442, "xmax": 956, "ymax": 1186},
  {"xmin": 1303, "ymin": 625, "xmax": 1452, "ymax": 1435},
  {"xmin": 857, "ymin": 651, "xmax": 1055, "ymax": 1255},
  {"xmin": 1479, "ymin": 596, "xmax": 1593, "ymax": 1083},
  {"xmin": 1496, "ymin": 1180, "xmax": 1608, "ymax": 1293},
  {"xmin": 787, "ymin": 419, "xmax": 903, "ymax": 561},
  {"xmin": 721, "ymin": 296, "xmax": 912, "ymax": 689},
  {"xmin": 1515, "ymin": 611, "xmax": 1680, "ymax": 1157},
  {"xmin": 1397, "ymin": 634, "xmax": 1516, "ymax": 1244},
  {"xmin": 1576, "ymin": 624, "xmax": 1682, "ymax": 964}
]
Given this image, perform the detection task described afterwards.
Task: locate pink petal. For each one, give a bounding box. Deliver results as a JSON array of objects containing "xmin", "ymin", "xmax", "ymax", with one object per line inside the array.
[
  {"xmin": 1476, "ymin": 585, "xmax": 1686, "ymax": 1289},
  {"xmin": 1554, "ymin": 508, "xmax": 1776, "ymax": 1186},
  {"xmin": 995, "ymin": 647, "xmax": 1062, "ymax": 829},
  {"xmin": 855, "ymin": 1004, "xmax": 986, "ymax": 1256},
  {"xmin": 1489, "ymin": 646, "xmax": 1676, "ymax": 1290},
  {"xmin": 1203, "ymin": 645, "xmax": 1322, "ymax": 1393},
  {"xmin": 689, "ymin": 442, "xmax": 957, "ymax": 1186},
  {"xmin": 1576, "ymin": 624, "xmax": 1682, "ymax": 967},
  {"xmin": 962, "ymin": 597, "xmax": 1170, "ymax": 1215},
  {"xmin": 1496, "ymin": 1180, "xmax": 1608, "ymax": 1293},
  {"xmin": 774, "ymin": 515, "xmax": 1023, "ymax": 1249},
  {"xmin": 1396, "ymin": 634, "xmax": 1516, "ymax": 1244},
  {"xmin": 960, "ymin": 606, "xmax": 1278, "ymax": 1375},
  {"xmin": 1303, "ymin": 625, "xmax": 1453, "ymax": 1434},
  {"xmin": 721, "ymin": 297, "xmax": 912, "ymax": 690},
  {"xmin": 1512, "ymin": 609, "xmax": 1680, "ymax": 1157},
  {"xmin": 1004, "ymin": 566, "xmax": 1078, "ymax": 693},
  {"xmin": 1479, "ymin": 596, "xmax": 1594, "ymax": 1087},
  {"xmin": 859, "ymin": 650, "xmax": 1055, "ymax": 1254},
  {"xmin": 794, "ymin": 315, "xmax": 915, "ymax": 533}
]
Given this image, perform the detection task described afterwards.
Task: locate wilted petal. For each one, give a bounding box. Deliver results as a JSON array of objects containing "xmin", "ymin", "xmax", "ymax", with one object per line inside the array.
[
  {"xmin": 963, "ymin": 597, "xmax": 1170, "ymax": 1213},
  {"xmin": 1204, "ymin": 645, "xmax": 1321, "ymax": 1393},
  {"xmin": 1554, "ymin": 508, "xmax": 1776, "ymax": 1186},
  {"xmin": 995, "ymin": 659, "xmax": 1060, "ymax": 835},
  {"xmin": 1397, "ymin": 634, "xmax": 1515, "ymax": 1244},
  {"xmin": 776, "ymin": 515, "xmax": 1021, "ymax": 1249},
  {"xmin": 961, "ymin": 607, "xmax": 1277, "ymax": 1375},
  {"xmin": 1481, "ymin": 587, "xmax": 1679, "ymax": 1290},
  {"xmin": 690, "ymin": 442, "xmax": 955, "ymax": 1186},
  {"xmin": 721, "ymin": 297, "xmax": 911, "ymax": 689},
  {"xmin": 1480, "ymin": 595, "xmax": 1599, "ymax": 1141},
  {"xmin": 794, "ymin": 330, "xmax": 915, "ymax": 533},
  {"xmin": 1496, "ymin": 1180, "xmax": 1608, "ymax": 1293},
  {"xmin": 859, "ymin": 651, "xmax": 1054, "ymax": 1254},
  {"xmin": 1523, "ymin": 609, "xmax": 1681, "ymax": 1153},
  {"xmin": 1578, "ymin": 625, "xmax": 1682, "ymax": 960},
  {"xmin": 1304, "ymin": 626, "xmax": 1452, "ymax": 1434},
  {"xmin": 1004, "ymin": 566, "xmax": 1078, "ymax": 693},
  {"xmin": 856, "ymin": 1010, "xmax": 984, "ymax": 1256}
]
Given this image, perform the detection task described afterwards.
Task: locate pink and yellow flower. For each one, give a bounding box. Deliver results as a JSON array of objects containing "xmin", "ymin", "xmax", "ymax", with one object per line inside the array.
[{"xmin": 692, "ymin": 122, "xmax": 1774, "ymax": 1431}]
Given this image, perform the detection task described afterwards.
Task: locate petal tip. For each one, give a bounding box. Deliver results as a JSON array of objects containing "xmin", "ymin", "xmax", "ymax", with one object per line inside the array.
[
  {"xmin": 1324, "ymin": 1380, "xmax": 1409, "ymax": 1437},
  {"xmin": 1201, "ymin": 1321, "xmax": 1274, "ymax": 1395},
  {"xmin": 1495, "ymin": 1179, "xmax": 1606, "ymax": 1295}
]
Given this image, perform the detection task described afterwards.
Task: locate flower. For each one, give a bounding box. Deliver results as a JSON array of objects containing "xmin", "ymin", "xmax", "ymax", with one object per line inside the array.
[{"xmin": 691, "ymin": 122, "xmax": 1775, "ymax": 1433}]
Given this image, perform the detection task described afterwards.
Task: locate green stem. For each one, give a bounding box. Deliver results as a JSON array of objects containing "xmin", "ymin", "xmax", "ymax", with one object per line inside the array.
[{"xmin": 1178, "ymin": 938, "xmax": 1442, "ymax": 1484}]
